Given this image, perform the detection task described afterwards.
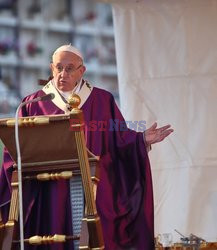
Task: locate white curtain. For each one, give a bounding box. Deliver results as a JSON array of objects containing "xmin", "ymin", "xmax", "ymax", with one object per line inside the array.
[{"xmin": 111, "ymin": 0, "xmax": 217, "ymax": 242}]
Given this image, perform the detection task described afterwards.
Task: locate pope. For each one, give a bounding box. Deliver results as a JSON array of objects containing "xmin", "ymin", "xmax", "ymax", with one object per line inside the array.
[{"xmin": 0, "ymin": 44, "xmax": 173, "ymax": 250}]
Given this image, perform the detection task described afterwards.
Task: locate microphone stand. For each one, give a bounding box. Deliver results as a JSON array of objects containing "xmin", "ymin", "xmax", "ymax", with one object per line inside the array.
[
  {"xmin": 14, "ymin": 93, "xmax": 54, "ymax": 250},
  {"xmin": 15, "ymin": 101, "xmax": 27, "ymax": 250}
]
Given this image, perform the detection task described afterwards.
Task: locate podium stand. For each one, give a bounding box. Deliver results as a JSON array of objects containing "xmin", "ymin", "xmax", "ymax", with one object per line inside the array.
[{"xmin": 0, "ymin": 94, "xmax": 104, "ymax": 249}]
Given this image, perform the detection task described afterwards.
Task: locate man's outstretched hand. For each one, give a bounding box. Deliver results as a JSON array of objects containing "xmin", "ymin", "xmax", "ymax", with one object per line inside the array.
[{"xmin": 144, "ymin": 122, "xmax": 174, "ymax": 147}]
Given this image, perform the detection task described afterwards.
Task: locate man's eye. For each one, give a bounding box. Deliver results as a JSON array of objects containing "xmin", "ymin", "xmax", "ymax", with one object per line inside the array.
[
  {"xmin": 67, "ymin": 67, "xmax": 74, "ymax": 72},
  {"xmin": 57, "ymin": 66, "xmax": 63, "ymax": 71}
]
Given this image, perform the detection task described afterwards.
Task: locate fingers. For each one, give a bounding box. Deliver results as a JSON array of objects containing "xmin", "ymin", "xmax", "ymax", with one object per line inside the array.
[
  {"xmin": 163, "ymin": 129, "xmax": 174, "ymax": 136},
  {"xmin": 159, "ymin": 129, "xmax": 174, "ymax": 142},
  {"xmin": 146, "ymin": 123, "xmax": 174, "ymax": 145},
  {"xmin": 149, "ymin": 122, "xmax": 157, "ymax": 130},
  {"xmin": 157, "ymin": 125, "xmax": 173, "ymax": 136},
  {"xmin": 149, "ymin": 123, "xmax": 173, "ymax": 132},
  {"xmin": 158, "ymin": 124, "xmax": 172, "ymax": 131}
]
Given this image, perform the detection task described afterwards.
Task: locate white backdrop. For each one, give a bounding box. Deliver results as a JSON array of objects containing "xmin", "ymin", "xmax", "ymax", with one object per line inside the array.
[{"xmin": 110, "ymin": 0, "xmax": 217, "ymax": 242}]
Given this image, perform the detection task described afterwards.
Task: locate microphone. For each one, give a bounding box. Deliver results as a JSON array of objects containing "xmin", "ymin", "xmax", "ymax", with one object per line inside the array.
[
  {"xmin": 40, "ymin": 93, "xmax": 55, "ymax": 101},
  {"xmin": 24, "ymin": 93, "xmax": 55, "ymax": 105},
  {"xmin": 14, "ymin": 92, "xmax": 55, "ymax": 250}
]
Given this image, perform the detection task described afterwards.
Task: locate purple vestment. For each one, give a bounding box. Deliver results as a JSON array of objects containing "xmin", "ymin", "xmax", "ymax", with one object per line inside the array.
[{"xmin": 0, "ymin": 87, "xmax": 154, "ymax": 249}]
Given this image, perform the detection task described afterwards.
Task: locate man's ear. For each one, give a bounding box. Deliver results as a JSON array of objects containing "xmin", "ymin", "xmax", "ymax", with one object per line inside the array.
[
  {"xmin": 81, "ymin": 65, "xmax": 86, "ymax": 74},
  {"xmin": 50, "ymin": 63, "xmax": 54, "ymax": 72}
]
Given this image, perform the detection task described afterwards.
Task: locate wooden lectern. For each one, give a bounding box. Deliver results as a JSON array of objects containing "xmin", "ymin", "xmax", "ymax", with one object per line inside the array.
[{"xmin": 0, "ymin": 94, "xmax": 104, "ymax": 249}]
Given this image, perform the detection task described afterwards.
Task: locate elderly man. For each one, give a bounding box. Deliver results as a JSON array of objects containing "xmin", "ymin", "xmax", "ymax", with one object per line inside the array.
[{"xmin": 0, "ymin": 45, "xmax": 173, "ymax": 250}]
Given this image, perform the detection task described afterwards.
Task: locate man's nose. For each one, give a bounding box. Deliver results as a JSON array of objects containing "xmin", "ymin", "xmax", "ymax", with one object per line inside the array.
[{"xmin": 60, "ymin": 69, "xmax": 68, "ymax": 76}]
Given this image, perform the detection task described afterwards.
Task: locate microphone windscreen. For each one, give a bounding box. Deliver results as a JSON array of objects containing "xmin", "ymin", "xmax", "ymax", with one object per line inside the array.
[{"xmin": 40, "ymin": 93, "xmax": 55, "ymax": 101}]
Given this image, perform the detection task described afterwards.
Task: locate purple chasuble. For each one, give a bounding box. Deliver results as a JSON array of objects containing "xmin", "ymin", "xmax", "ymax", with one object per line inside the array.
[{"xmin": 0, "ymin": 87, "xmax": 154, "ymax": 250}]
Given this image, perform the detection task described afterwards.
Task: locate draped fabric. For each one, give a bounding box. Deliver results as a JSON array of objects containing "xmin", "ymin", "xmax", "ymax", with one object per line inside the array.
[
  {"xmin": 0, "ymin": 140, "xmax": 3, "ymax": 166},
  {"xmin": 111, "ymin": 0, "xmax": 217, "ymax": 242},
  {"xmin": 0, "ymin": 86, "xmax": 154, "ymax": 249}
]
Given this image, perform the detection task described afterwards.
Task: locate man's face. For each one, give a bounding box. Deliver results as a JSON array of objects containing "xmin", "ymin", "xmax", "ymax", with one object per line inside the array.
[{"xmin": 50, "ymin": 51, "xmax": 86, "ymax": 92}]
